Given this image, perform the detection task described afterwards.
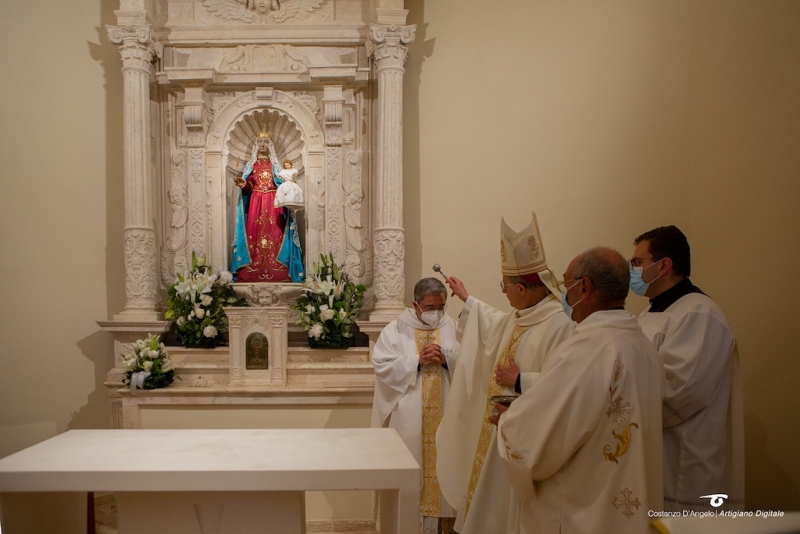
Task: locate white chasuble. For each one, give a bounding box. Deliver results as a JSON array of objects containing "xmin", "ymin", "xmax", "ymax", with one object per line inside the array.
[
  {"xmin": 436, "ymin": 295, "xmax": 574, "ymax": 534},
  {"xmin": 638, "ymin": 293, "xmax": 744, "ymax": 512},
  {"xmin": 371, "ymin": 309, "xmax": 458, "ymax": 519},
  {"xmin": 497, "ymin": 311, "xmax": 664, "ymax": 534}
]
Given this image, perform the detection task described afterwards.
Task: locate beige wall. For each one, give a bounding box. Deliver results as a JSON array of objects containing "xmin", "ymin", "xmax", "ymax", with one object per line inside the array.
[
  {"xmin": 0, "ymin": 1, "xmax": 125, "ymax": 445},
  {"xmin": 1, "ymin": 0, "xmax": 798, "ymax": 513}
]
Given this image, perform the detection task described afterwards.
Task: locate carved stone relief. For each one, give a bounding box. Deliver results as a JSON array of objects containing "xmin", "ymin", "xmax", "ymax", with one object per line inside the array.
[
  {"xmin": 236, "ymin": 283, "xmax": 304, "ymax": 307},
  {"xmin": 160, "ymin": 151, "xmax": 190, "ymax": 286},
  {"xmin": 220, "ymin": 45, "xmax": 311, "ymax": 73},
  {"xmin": 343, "ymin": 151, "xmax": 368, "ymax": 282},
  {"xmin": 124, "ymin": 228, "xmax": 159, "ymax": 305},
  {"xmin": 202, "ymin": 0, "xmax": 330, "ymax": 24},
  {"xmin": 373, "ymin": 228, "xmax": 405, "ymax": 303},
  {"xmin": 207, "ymin": 92, "xmax": 236, "ymax": 127}
]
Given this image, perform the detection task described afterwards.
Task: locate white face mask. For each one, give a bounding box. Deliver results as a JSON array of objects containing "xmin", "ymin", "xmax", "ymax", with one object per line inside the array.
[
  {"xmin": 420, "ymin": 309, "xmax": 445, "ymax": 326},
  {"xmin": 414, "ymin": 302, "xmax": 445, "ymax": 326}
]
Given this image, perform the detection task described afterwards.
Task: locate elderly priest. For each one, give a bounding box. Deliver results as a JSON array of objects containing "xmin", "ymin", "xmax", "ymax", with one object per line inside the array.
[
  {"xmin": 437, "ymin": 212, "xmax": 574, "ymax": 534},
  {"xmin": 493, "ymin": 247, "xmax": 664, "ymax": 534},
  {"xmin": 371, "ymin": 277, "xmax": 458, "ymax": 534}
]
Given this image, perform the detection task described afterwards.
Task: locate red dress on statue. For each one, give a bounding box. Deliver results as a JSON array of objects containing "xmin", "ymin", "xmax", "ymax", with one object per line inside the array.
[{"xmin": 236, "ymin": 158, "xmax": 290, "ymax": 282}]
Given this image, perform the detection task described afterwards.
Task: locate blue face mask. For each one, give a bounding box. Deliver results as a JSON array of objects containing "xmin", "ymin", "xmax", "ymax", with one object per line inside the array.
[
  {"xmin": 629, "ymin": 261, "xmax": 661, "ymax": 296},
  {"xmin": 560, "ymin": 280, "xmax": 582, "ymax": 320}
]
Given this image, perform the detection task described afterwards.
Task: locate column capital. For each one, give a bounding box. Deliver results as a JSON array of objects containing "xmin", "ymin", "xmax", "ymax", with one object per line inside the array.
[
  {"xmin": 107, "ymin": 25, "xmax": 162, "ymax": 72},
  {"xmin": 367, "ymin": 24, "xmax": 416, "ymax": 71}
]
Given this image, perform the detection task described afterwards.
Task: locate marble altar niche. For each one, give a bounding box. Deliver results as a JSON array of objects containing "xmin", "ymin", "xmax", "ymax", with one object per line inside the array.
[{"xmin": 97, "ymin": 1, "xmax": 417, "ymax": 528}]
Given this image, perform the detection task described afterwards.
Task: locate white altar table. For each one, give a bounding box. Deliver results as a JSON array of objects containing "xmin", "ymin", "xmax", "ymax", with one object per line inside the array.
[{"xmin": 0, "ymin": 428, "xmax": 420, "ymax": 534}]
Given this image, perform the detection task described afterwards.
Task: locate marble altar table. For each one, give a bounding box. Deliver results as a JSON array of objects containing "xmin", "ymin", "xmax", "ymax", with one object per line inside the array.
[{"xmin": 0, "ymin": 428, "xmax": 420, "ymax": 534}]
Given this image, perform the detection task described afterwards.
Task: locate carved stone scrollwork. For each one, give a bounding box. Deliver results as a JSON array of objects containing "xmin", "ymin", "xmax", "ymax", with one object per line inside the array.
[
  {"xmin": 220, "ymin": 45, "xmax": 311, "ymax": 73},
  {"xmin": 291, "ymin": 92, "xmax": 323, "ymax": 127},
  {"xmin": 184, "ymin": 106, "xmax": 206, "ymax": 148},
  {"xmin": 124, "ymin": 228, "xmax": 159, "ymax": 306},
  {"xmin": 107, "ymin": 25, "xmax": 162, "ymax": 76},
  {"xmin": 188, "ymin": 148, "xmax": 206, "ymax": 257},
  {"xmin": 366, "ymin": 25, "xmax": 416, "ymax": 72},
  {"xmin": 326, "ymin": 147, "xmax": 342, "ymax": 260},
  {"xmin": 191, "ymin": 199, "xmax": 205, "ymax": 256},
  {"xmin": 373, "ymin": 228, "xmax": 405, "ymax": 305},
  {"xmin": 208, "ymin": 92, "xmax": 236, "ymax": 127}
]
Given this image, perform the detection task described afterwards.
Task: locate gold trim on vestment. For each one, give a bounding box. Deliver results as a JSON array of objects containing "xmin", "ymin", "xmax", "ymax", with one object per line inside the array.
[
  {"xmin": 416, "ymin": 328, "xmax": 445, "ymax": 517},
  {"xmin": 463, "ymin": 324, "xmax": 531, "ymax": 518}
]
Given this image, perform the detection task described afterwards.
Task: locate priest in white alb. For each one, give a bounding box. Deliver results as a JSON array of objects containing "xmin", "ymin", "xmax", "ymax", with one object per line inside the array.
[
  {"xmin": 436, "ymin": 212, "xmax": 575, "ymax": 534},
  {"xmin": 493, "ymin": 247, "xmax": 664, "ymax": 534},
  {"xmin": 371, "ymin": 277, "xmax": 458, "ymax": 534},
  {"xmin": 629, "ymin": 225, "xmax": 744, "ymax": 511}
]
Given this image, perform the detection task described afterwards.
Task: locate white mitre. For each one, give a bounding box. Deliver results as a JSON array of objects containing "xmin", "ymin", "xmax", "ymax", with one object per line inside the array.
[{"xmin": 500, "ymin": 211, "xmax": 561, "ymax": 296}]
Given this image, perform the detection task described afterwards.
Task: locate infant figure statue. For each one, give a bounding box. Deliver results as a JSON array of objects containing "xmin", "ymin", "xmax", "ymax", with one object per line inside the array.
[{"xmin": 274, "ymin": 159, "xmax": 304, "ymax": 211}]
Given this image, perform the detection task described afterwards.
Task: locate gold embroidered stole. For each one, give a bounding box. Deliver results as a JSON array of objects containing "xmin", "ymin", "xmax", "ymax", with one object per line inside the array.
[
  {"xmin": 463, "ymin": 324, "xmax": 531, "ymax": 518},
  {"xmin": 416, "ymin": 328, "xmax": 444, "ymax": 517}
]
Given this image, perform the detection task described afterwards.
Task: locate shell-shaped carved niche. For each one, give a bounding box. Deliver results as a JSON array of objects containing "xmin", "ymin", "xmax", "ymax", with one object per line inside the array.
[{"xmin": 225, "ymin": 108, "xmax": 305, "ymax": 181}]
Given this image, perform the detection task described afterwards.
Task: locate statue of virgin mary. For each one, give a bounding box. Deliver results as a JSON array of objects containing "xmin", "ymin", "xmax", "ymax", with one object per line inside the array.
[{"xmin": 230, "ymin": 131, "xmax": 304, "ymax": 283}]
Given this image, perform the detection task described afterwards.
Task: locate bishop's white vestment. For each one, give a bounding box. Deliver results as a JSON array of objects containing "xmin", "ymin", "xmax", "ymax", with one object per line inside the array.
[
  {"xmin": 637, "ymin": 280, "xmax": 745, "ymax": 511},
  {"xmin": 371, "ymin": 309, "xmax": 458, "ymax": 527},
  {"xmin": 496, "ymin": 310, "xmax": 664, "ymax": 534},
  {"xmin": 436, "ymin": 295, "xmax": 574, "ymax": 534}
]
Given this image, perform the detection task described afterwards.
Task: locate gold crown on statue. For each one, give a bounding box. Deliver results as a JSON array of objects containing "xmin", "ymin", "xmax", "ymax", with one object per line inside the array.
[{"xmin": 256, "ymin": 129, "xmax": 273, "ymax": 140}]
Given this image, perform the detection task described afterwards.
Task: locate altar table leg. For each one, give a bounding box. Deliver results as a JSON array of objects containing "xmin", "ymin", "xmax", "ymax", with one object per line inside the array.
[
  {"xmin": 117, "ymin": 490, "xmax": 305, "ymax": 534},
  {"xmin": 0, "ymin": 492, "xmax": 87, "ymax": 534},
  {"xmin": 379, "ymin": 485, "xmax": 420, "ymax": 534}
]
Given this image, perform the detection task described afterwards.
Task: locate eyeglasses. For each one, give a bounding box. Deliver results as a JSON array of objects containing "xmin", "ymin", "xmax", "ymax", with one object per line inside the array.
[
  {"xmin": 627, "ymin": 256, "xmax": 660, "ymax": 269},
  {"xmin": 414, "ymin": 301, "xmax": 447, "ymax": 312},
  {"xmin": 500, "ymin": 281, "xmax": 522, "ymax": 291}
]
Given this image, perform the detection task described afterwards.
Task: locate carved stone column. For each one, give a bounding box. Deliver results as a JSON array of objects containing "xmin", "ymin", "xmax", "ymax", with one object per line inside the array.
[
  {"xmin": 108, "ymin": 25, "xmax": 163, "ymax": 320},
  {"xmin": 367, "ymin": 24, "xmax": 415, "ymax": 322}
]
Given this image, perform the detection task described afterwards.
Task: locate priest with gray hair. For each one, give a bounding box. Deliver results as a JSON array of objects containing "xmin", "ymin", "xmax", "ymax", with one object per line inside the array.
[{"xmin": 371, "ymin": 277, "xmax": 458, "ymax": 534}]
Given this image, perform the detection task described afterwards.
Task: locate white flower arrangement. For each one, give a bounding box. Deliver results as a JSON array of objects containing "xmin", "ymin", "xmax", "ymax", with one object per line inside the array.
[
  {"xmin": 122, "ymin": 334, "xmax": 176, "ymax": 390},
  {"xmin": 291, "ymin": 253, "xmax": 366, "ymax": 348},
  {"xmin": 165, "ymin": 252, "xmax": 248, "ymax": 348}
]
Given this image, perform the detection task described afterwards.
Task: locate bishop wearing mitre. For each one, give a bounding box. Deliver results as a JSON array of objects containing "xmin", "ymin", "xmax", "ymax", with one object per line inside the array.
[{"xmin": 437, "ymin": 212, "xmax": 575, "ymax": 534}]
